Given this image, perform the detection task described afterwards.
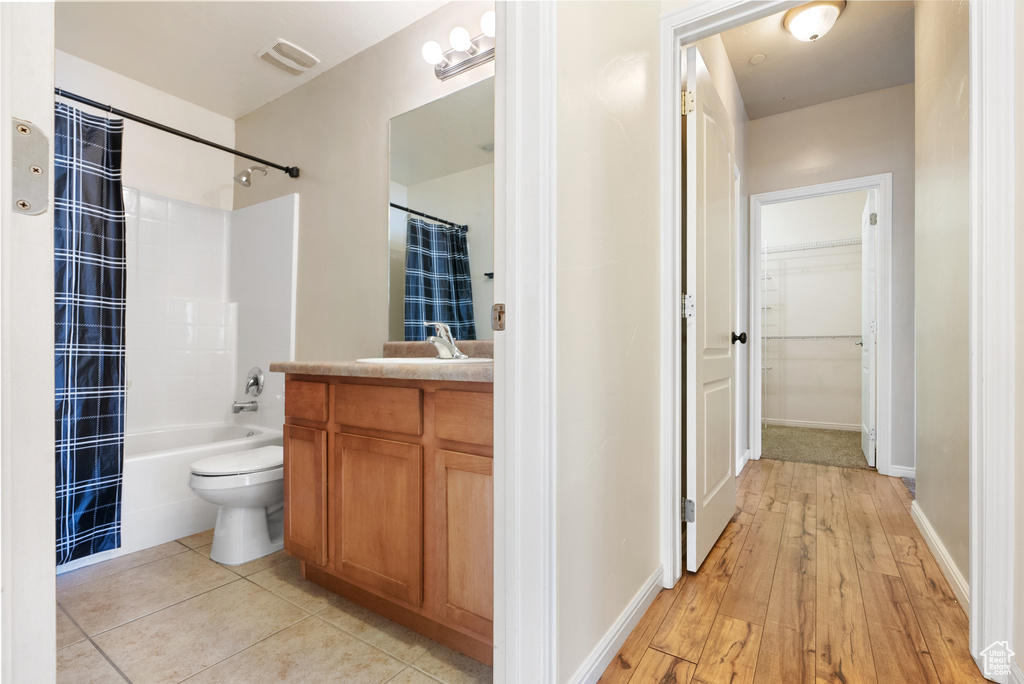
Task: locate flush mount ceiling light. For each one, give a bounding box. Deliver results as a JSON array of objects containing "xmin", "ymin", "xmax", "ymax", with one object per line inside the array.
[
  {"xmin": 422, "ymin": 10, "xmax": 495, "ymax": 81},
  {"xmin": 784, "ymin": 1, "xmax": 846, "ymax": 42}
]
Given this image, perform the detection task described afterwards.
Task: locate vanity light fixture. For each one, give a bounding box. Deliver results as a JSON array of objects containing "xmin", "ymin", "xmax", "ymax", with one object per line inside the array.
[
  {"xmin": 783, "ymin": 0, "xmax": 846, "ymax": 42},
  {"xmin": 422, "ymin": 10, "xmax": 495, "ymax": 81}
]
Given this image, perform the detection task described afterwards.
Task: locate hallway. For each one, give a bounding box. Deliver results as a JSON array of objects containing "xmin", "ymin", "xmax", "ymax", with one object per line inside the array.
[{"xmin": 600, "ymin": 460, "xmax": 986, "ymax": 683}]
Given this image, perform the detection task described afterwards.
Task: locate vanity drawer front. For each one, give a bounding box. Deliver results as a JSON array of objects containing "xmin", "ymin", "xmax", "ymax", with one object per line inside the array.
[
  {"xmin": 434, "ymin": 390, "xmax": 493, "ymax": 446},
  {"xmin": 334, "ymin": 384, "xmax": 423, "ymax": 436},
  {"xmin": 285, "ymin": 380, "xmax": 328, "ymax": 422}
]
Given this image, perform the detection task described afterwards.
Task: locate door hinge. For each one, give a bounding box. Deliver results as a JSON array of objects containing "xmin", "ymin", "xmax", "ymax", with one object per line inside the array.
[
  {"xmin": 870, "ymin": 212, "xmax": 878, "ymax": 226},
  {"xmin": 491, "ymin": 303, "xmax": 506, "ymax": 332},
  {"xmin": 12, "ymin": 118, "xmax": 50, "ymax": 216},
  {"xmin": 683, "ymin": 498, "xmax": 695, "ymax": 524},
  {"xmin": 682, "ymin": 293, "xmax": 696, "ymax": 319},
  {"xmin": 869, "ymin": 320, "xmax": 877, "ymax": 334},
  {"xmin": 682, "ymin": 90, "xmax": 695, "ymax": 115},
  {"xmin": 869, "ymin": 428, "xmax": 877, "ymax": 443}
]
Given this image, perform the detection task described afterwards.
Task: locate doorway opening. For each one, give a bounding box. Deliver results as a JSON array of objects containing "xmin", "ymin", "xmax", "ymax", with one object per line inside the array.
[
  {"xmin": 757, "ymin": 188, "xmax": 875, "ymax": 471},
  {"xmin": 749, "ymin": 174, "xmax": 893, "ymax": 477}
]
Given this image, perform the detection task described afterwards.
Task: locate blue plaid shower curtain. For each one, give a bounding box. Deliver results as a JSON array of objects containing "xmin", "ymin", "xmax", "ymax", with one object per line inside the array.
[
  {"xmin": 403, "ymin": 217, "xmax": 476, "ymax": 341},
  {"xmin": 54, "ymin": 103, "xmax": 126, "ymax": 566}
]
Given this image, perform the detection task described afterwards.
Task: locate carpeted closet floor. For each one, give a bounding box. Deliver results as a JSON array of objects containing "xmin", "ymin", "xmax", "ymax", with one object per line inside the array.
[{"xmin": 761, "ymin": 425, "xmax": 870, "ymax": 470}]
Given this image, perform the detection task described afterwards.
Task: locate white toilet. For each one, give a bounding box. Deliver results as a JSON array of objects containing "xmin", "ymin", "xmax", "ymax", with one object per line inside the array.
[{"xmin": 188, "ymin": 445, "xmax": 285, "ymax": 566}]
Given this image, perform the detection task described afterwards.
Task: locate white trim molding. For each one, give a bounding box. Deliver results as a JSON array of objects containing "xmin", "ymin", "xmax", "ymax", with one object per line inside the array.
[
  {"xmin": 493, "ymin": 1, "xmax": 558, "ymax": 681},
  {"xmin": 763, "ymin": 419, "xmax": 860, "ymax": 432},
  {"xmin": 749, "ymin": 173, "xmax": 894, "ymax": 476},
  {"xmin": 911, "ymin": 501, "xmax": 970, "ymax": 612},
  {"xmin": 887, "ymin": 465, "xmax": 916, "ymax": 481},
  {"xmin": 968, "ymin": 0, "xmax": 1016, "ymax": 674},
  {"xmin": 568, "ymin": 567, "xmax": 665, "ymax": 684},
  {"xmin": 1010, "ymin": 659, "xmax": 1024, "ymax": 684},
  {"xmin": 736, "ymin": 448, "xmax": 751, "ymax": 478}
]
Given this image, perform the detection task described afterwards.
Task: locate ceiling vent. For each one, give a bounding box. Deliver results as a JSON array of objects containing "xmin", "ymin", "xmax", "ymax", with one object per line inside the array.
[{"xmin": 257, "ymin": 38, "xmax": 320, "ymax": 76}]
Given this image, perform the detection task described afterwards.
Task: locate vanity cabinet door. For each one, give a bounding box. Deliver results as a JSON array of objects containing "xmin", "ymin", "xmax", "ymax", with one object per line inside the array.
[
  {"xmin": 434, "ymin": 450, "xmax": 493, "ymax": 637},
  {"xmin": 333, "ymin": 433, "xmax": 423, "ymax": 606},
  {"xmin": 283, "ymin": 425, "xmax": 328, "ymax": 566}
]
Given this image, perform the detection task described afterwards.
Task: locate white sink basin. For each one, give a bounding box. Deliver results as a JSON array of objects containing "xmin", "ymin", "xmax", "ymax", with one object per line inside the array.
[{"xmin": 356, "ymin": 357, "xmax": 491, "ymax": 365}]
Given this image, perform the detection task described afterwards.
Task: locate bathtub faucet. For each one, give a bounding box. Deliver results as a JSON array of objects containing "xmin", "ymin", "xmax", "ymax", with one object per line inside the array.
[{"xmin": 232, "ymin": 400, "xmax": 258, "ymax": 414}]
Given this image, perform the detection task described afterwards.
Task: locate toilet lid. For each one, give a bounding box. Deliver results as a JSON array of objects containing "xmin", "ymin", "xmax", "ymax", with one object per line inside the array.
[{"xmin": 190, "ymin": 446, "xmax": 283, "ymax": 476}]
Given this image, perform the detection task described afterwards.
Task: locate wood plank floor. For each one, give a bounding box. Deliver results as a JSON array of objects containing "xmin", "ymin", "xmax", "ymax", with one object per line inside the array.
[{"xmin": 599, "ymin": 460, "xmax": 987, "ymax": 684}]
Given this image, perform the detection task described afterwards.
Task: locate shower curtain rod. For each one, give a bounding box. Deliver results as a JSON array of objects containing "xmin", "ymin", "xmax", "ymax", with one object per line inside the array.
[
  {"xmin": 389, "ymin": 203, "xmax": 464, "ymax": 229},
  {"xmin": 54, "ymin": 88, "xmax": 301, "ymax": 178}
]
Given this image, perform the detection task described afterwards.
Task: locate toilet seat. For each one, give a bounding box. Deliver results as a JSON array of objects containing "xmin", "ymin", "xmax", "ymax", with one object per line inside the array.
[
  {"xmin": 189, "ymin": 446, "xmax": 283, "ymax": 490},
  {"xmin": 190, "ymin": 446, "xmax": 283, "ymax": 476}
]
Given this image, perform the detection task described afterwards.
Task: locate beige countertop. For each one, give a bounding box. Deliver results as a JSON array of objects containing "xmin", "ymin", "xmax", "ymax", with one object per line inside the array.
[{"xmin": 269, "ymin": 359, "xmax": 493, "ymax": 383}]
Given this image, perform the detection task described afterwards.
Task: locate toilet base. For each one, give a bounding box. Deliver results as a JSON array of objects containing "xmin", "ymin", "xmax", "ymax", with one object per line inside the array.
[{"xmin": 209, "ymin": 505, "xmax": 284, "ymax": 566}]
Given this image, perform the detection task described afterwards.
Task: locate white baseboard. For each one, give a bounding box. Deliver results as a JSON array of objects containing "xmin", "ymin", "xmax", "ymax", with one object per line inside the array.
[
  {"xmin": 886, "ymin": 465, "xmax": 916, "ymax": 479},
  {"xmin": 1008, "ymin": 659, "xmax": 1024, "ymax": 684},
  {"xmin": 569, "ymin": 565, "xmax": 665, "ymax": 684},
  {"xmin": 910, "ymin": 501, "xmax": 970, "ymax": 612},
  {"xmin": 736, "ymin": 448, "xmax": 751, "ymax": 476},
  {"xmin": 764, "ymin": 418, "xmax": 860, "ymax": 432}
]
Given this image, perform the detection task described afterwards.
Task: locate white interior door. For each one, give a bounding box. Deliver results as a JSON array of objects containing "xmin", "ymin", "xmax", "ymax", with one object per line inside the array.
[
  {"xmin": 861, "ymin": 194, "xmax": 877, "ymax": 465},
  {"xmin": 685, "ymin": 45, "xmax": 737, "ymax": 572}
]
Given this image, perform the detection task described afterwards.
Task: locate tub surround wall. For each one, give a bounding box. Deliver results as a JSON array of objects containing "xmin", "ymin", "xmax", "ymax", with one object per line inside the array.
[
  {"xmin": 124, "ymin": 188, "xmax": 236, "ymax": 434},
  {"xmin": 55, "ymin": 50, "xmax": 235, "ymax": 210},
  {"xmin": 229, "ymin": 194, "xmax": 300, "ymax": 432},
  {"xmin": 233, "ymin": 1, "xmax": 495, "ymax": 361}
]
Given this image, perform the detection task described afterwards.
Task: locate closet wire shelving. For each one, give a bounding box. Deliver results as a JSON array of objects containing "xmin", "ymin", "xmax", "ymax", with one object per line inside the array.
[{"xmin": 760, "ymin": 237, "xmax": 864, "ymax": 430}]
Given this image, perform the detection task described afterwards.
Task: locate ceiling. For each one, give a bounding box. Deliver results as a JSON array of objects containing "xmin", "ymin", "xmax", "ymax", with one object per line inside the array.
[
  {"xmin": 390, "ymin": 77, "xmax": 494, "ymax": 187},
  {"xmin": 719, "ymin": 1, "xmax": 914, "ymax": 120},
  {"xmin": 55, "ymin": 1, "xmax": 448, "ymax": 120}
]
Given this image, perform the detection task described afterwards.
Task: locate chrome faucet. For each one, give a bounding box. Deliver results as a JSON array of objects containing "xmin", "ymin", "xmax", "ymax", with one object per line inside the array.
[
  {"xmin": 424, "ymin": 321, "xmax": 468, "ymax": 359},
  {"xmin": 232, "ymin": 400, "xmax": 258, "ymax": 413}
]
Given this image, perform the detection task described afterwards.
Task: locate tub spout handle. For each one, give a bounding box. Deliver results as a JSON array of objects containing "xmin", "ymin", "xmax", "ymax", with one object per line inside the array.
[{"xmin": 232, "ymin": 400, "xmax": 258, "ymax": 414}]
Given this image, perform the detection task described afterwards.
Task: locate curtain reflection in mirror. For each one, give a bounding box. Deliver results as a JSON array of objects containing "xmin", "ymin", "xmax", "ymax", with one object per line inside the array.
[{"xmin": 404, "ymin": 216, "xmax": 476, "ymax": 341}]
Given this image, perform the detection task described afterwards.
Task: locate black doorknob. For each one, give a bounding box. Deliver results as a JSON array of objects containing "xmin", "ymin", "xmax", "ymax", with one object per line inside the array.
[{"xmin": 732, "ymin": 332, "xmax": 747, "ymax": 344}]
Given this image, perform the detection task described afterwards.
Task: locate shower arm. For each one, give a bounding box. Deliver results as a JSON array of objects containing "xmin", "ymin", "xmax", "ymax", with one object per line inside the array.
[{"xmin": 54, "ymin": 88, "xmax": 301, "ymax": 178}]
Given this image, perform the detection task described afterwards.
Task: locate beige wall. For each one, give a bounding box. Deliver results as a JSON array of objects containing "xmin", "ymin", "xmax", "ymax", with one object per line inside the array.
[
  {"xmin": 747, "ymin": 84, "xmax": 916, "ymax": 471},
  {"xmin": 234, "ymin": 1, "xmax": 494, "ymax": 360},
  {"xmin": 914, "ymin": 0, "xmax": 970, "ymax": 583},
  {"xmin": 555, "ymin": 1, "xmax": 662, "ymax": 679},
  {"xmin": 55, "ymin": 51, "xmax": 235, "ymax": 210}
]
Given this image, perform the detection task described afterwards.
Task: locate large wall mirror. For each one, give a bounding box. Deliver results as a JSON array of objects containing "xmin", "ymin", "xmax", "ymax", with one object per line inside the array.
[{"xmin": 389, "ymin": 76, "xmax": 494, "ymax": 341}]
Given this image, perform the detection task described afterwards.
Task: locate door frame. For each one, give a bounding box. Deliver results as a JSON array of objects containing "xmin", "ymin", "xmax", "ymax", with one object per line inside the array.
[
  {"xmin": 658, "ymin": 0, "xmax": 802, "ymax": 588},
  {"xmin": 967, "ymin": 0, "xmax": 1016, "ymax": 673},
  {"xmin": 493, "ymin": 2, "xmax": 558, "ymax": 682},
  {"xmin": 658, "ymin": 0, "xmax": 1017, "ymax": 674},
  {"xmin": 748, "ymin": 174, "xmax": 893, "ymax": 476}
]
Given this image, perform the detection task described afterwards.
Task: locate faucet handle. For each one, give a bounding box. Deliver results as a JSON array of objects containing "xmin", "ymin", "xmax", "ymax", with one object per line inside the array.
[{"xmin": 424, "ymin": 321, "xmax": 454, "ymax": 344}]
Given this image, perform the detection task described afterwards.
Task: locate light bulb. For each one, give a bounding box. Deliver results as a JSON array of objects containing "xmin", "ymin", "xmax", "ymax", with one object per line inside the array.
[
  {"xmin": 422, "ymin": 41, "xmax": 444, "ymax": 65},
  {"xmin": 449, "ymin": 26, "xmax": 472, "ymax": 52},
  {"xmin": 480, "ymin": 10, "xmax": 496, "ymax": 38}
]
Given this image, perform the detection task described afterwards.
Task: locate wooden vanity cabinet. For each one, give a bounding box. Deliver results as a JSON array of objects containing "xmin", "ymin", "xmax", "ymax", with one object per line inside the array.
[{"xmin": 282, "ymin": 375, "xmax": 493, "ymax": 665}]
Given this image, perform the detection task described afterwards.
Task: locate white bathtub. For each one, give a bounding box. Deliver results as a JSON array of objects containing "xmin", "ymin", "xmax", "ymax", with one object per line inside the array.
[{"xmin": 58, "ymin": 423, "xmax": 282, "ymax": 573}]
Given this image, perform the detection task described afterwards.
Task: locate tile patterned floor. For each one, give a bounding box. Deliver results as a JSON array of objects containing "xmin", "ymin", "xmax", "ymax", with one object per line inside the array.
[{"xmin": 56, "ymin": 530, "xmax": 493, "ymax": 684}]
